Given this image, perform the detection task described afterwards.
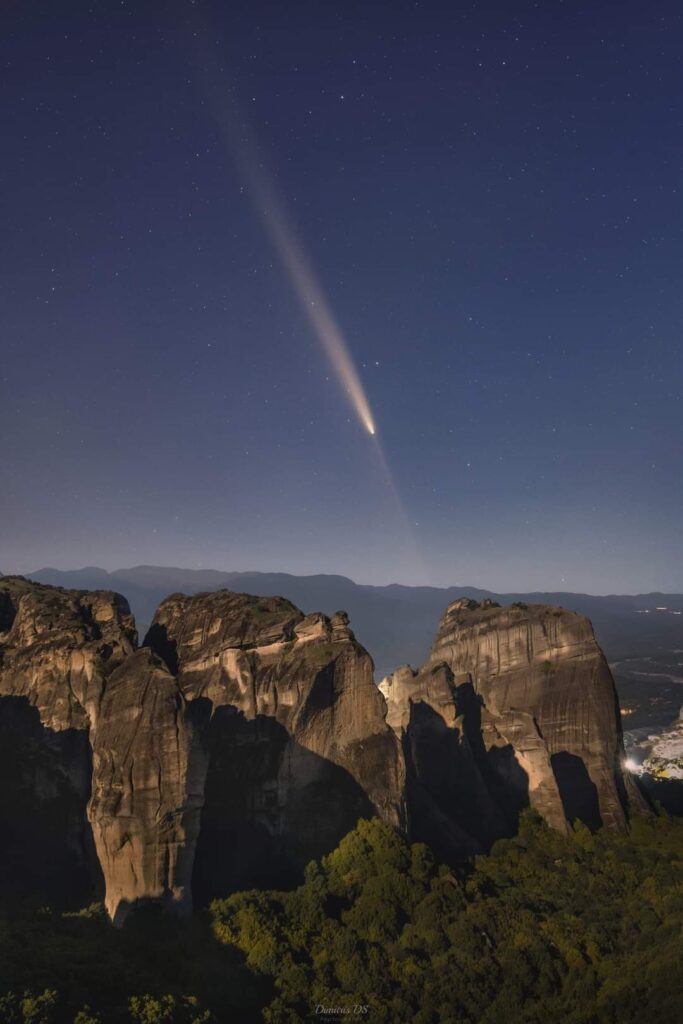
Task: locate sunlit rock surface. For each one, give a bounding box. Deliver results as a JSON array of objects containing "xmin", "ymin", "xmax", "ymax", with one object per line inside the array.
[
  {"xmin": 143, "ymin": 591, "xmax": 406, "ymax": 911},
  {"xmin": 0, "ymin": 577, "xmax": 136, "ymax": 906},
  {"xmin": 87, "ymin": 648, "xmax": 206, "ymax": 924},
  {"xmin": 0, "ymin": 579, "xmax": 405, "ymax": 922},
  {"xmin": 0, "ymin": 578, "xmax": 647, "ymax": 923},
  {"xmin": 382, "ymin": 598, "xmax": 647, "ymax": 844}
]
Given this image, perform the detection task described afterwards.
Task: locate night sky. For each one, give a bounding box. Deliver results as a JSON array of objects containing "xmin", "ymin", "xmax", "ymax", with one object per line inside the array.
[{"xmin": 2, "ymin": 1, "xmax": 682, "ymax": 592}]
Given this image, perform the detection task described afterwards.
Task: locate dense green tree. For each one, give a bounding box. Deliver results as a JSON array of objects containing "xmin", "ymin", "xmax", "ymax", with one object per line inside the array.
[
  {"xmin": 1, "ymin": 811, "xmax": 682, "ymax": 1022},
  {"xmin": 211, "ymin": 811, "xmax": 683, "ymax": 1023}
]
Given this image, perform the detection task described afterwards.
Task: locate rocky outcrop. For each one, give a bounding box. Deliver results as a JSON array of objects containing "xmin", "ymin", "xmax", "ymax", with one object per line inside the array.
[
  {"xmin": 0, "ymin": 577, "xmax": 137, "ymax": 905},
  {"xmin": 380, "ymin": 662, "xmax": 512, "ymax": 858},
  {"xmin": 381, "ymin": 598, "xmax": 647, "ymax": 854},
  {"xmin": 72, "ymin": 586, "xmax": 403, "ymax": 921},
  {"xmin": 0, "ymin": 576, "xmax": 136, "ymax": 731},
  {"xmin": 0, "ymin": 578, "xmax": 647, "ymax": 923},
  {"xmin": 143, "ymin": 592, "xmax": 405, "ymax": 909},
  {"xmin": 0, "ymin": 578, "xmax": 405, "ymax": 922},
  {"xmin": 87, "ymin": 649, "xmax": 207, "ymax": 924}
]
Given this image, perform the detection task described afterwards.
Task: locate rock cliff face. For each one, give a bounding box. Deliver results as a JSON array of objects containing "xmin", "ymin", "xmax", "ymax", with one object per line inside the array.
[
  {"xmin": 381, "ymin": 598, "xmax": 647, "ymax": 854},
  {"xmin": 87, "ymin": 648, "xmax": 206, "ymax": 924},
  {"xmin": 117, "ymin": 591, "xmax": 406, "ymax": 917},
  {"xmin": 0, "ymin": 578, "xmax": 646, "ymax": 923},
  {"xmin": 0, "ymin": 579, "xmax": 404, "ymax": 922},
  {"xmin": 0, "ymin": 581, "xmax": 405, "ymax": 925},
  {"xmin": 379, "ymin": 662, "xmax": 512, "ymax": 859},
  {"xmin": 0, "ymin": 577, "xmax": 136, "ymax": 906}
]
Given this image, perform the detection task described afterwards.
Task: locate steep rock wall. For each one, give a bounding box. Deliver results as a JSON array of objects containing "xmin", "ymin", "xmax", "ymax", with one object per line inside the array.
[
  {"xmin": 427, "ymin": 599, "xmax": 646, "ymax": 832},
  {"xmin": 380, "ymin": 662, "xmax": 513, "ymax": 858},
  {"xmin": 0, "ymin": 579, "xmax": 647, "ymax": 923},
  {"xmin": 145, "ymin": 592, "xmax": 406, "ymax": 905},
  {"xmin": 0, "ymin": 577, "xmax": 136, "ymax": 905},
  {"xmin": 87, "ymin": 649, "xmax": 206, "ymax": 924}
]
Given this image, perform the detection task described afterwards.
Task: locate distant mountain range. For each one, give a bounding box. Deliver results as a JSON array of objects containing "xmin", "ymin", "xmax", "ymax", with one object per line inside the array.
[{"xmin": 17, "ymin": 565, "xmax": 683, "ymax": 677}]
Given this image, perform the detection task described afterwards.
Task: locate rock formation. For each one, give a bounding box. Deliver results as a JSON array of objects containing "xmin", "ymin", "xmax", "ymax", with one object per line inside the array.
[
  {"xmin": 87, "ymin": 648, "xmax": 206, "ymax": 924},
  {"xmin": 0, "ymin": 578, "xmax": 646, "ymax": 923},
  {"xmin": 0, "ymin": 577, "xmax": 136, "ymax": 906},
  {"xmin": 0, "ymin": 578, "xmax": 404, "ymax": 922},
  {"xmin": 381, "ymin": 598, "xmax": 647, "ymax": 855},
  {"xmin": 105, "ymin": 590, "xmax": 405, "ymax": 918},
  {"xmin": 379, "ymin": 661, "xmax": 512, "ymax": 859}
]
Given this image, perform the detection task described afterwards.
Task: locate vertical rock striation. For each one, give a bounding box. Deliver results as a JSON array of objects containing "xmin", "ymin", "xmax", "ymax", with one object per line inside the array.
[
  {"xmin": 0, "ymin": 579, "xmax": 405, "ymax": 922},
  {"xmin": 380, "ymin": 662, "xmax": 512, "ymax": 858},
  {"xmin": 83, "ymin": 589, "xmax": 406, "ymax": 920},
  {"xmin": 87, "ymin": 649, "xmax": 206, "ymax": 924},
  {"xmin": 0, "ymin": 577, "xmax": 137, "ymax": 905},
  {"xmin": 381, "ymin": 598, "xmax": 647, "ymax": 854},
  {"xmin": 144, "ymin": 592, "xmax": 406, "ymax": 906},
  {"xmin": 0, "ymin": 578, "xmax": 647, "ymax": 923}
]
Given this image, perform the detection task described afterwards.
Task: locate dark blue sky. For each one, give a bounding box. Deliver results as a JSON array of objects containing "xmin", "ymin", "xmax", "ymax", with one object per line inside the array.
[{"xmin": 2, "ymin": 1, "xmax": 681, "ymax": 592}]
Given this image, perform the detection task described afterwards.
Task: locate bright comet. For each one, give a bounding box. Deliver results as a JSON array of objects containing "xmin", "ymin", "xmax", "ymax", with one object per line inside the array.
[{"xmin": 217, "ymin": 100, "xmax": 377, "ymax": 437}]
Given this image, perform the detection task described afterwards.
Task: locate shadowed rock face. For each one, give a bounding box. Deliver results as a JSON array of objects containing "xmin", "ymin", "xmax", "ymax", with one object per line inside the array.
[
  {"xmin": 380, "ymin": 663, "xmax": 513, "ymax": 859},
  {"xmin": 86, "ymin": 591, "xmax": 405, "ymax": 920},
  {"xmin": 381, "ymin": 598, "xmax": 647, "ymax": 852},
  {"xmin": 0, "ymin": 579, "xmax": 405, "ymax": 923},
  {"xmin": 87, "ymin": 648, "xmax": 207, "ymax": 924},
  {"xmin": 0, "ymin": 579, "xmax": 647, "ymax": 923},
  {"xmin": 0, "ymin": 577, "xmax": 137, "ymax": 906},
  {"xmin": 0, "ymin": 696, "xmax": 100, "ymax": 908},
  {"xmin": 144, "ymin": 592, "xmax": 406, "ymax": 908},
  {"xmin": 0, "ymin": 576, "xmax": 137, "ymax": 731}
]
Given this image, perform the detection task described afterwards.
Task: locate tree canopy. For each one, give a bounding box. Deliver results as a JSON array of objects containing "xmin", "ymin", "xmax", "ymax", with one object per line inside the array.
[{"xmin": 1, "ymin": 811, "xmax": 682, "ymax": 1023}]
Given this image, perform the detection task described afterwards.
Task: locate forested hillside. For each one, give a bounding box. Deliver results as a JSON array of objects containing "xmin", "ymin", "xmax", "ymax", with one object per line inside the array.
[{"xmin": 1, "ymin": 811, "xmax": 681, "ymax": 1023}]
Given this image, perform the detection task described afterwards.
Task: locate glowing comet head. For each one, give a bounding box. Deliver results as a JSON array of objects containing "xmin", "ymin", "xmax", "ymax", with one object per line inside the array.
[
  {"xmin": 194, "ymin": 62, "xmax": 377, "ymax": 439},
  {"xmin": 187, "ymin": 28, "xmax": 425, "ymax": 580},
  {"xmin": 259, "ymin": 200, "xmax": 378, "ymax": 439},
  {"xmin": 215, "ymin": 107, "xmax": 377, "ymax": 438}
]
